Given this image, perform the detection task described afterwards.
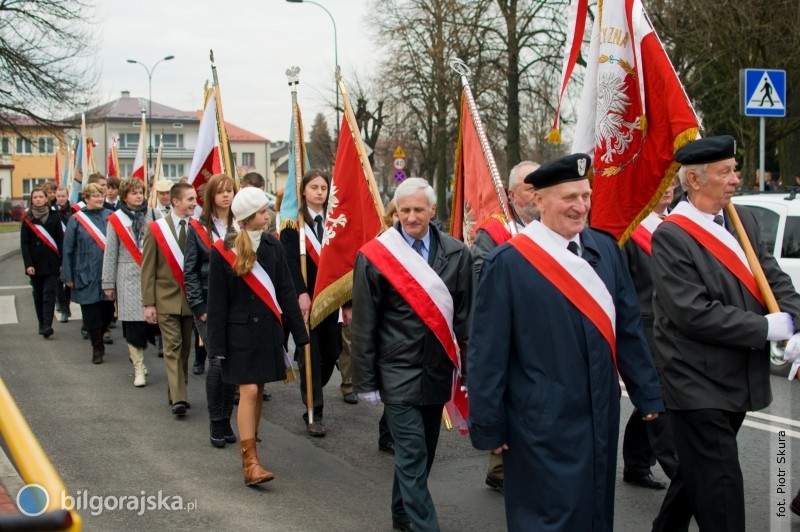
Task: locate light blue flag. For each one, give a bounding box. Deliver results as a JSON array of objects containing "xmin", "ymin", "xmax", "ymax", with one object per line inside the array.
[
  {"xmin": 69, "ymin": 134, "xmax": 84, "ymax": 204},
  {"xmin": 279, "ymin": 110, "xmax": 310, "ymax": 230}
]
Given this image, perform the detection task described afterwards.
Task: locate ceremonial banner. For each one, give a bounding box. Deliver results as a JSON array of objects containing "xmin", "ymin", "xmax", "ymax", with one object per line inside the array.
[
  {"xmin": 450, "ymin": 92, "xmax": 505, "ymax": 247},
  {"xmin": 278, "ymin": 111, "xmax": 308, "ymax": 231},
  {"xmin": 107, "ymin": 138, "xmax": 118, "ymax": 178},
  {"xmin": 188, "ymin": 90, "xmax": 222, "ymax": 204},
  {"xmin": 131, "ymin": 111, "xmax": 147, "ymax": 181},
  {"xmin": 552, "ymin": 0, "xmax": 699, "ymax": 241},
  {"xmin": 310, "ymin": 115, "xmax": 383, "ymax": 328}
]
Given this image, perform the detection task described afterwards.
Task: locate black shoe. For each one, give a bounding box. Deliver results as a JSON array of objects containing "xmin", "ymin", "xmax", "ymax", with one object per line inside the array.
[
  {"xmin": 209, "ymin": 421, "xmax": 226, "ymax": 448},
  {"xmin": 262, "ymin": 390, "xmax": 272, "ymax": 401},
  {"xmin": 485, "ymin": 476, "xmax": 504, "ymax": 494},
  {"xmin": 59, "ymin": 311, "xmax": 69, "ymax": 323},
  {"xmin": 81, "ymin": 328, "xmax": 88, "ymax": 340},
  {"xmin": 623, "ymin": 473, "xmax": 667, "ymax": 490},
  {"xmin": 223, "ymin": 419, "xmax": 237, "ymax": 444},
  {"xmin": 192, "ymin": 362, "xmax": 205, "ymax": 375},
  {"xmin": 343, "ymin": 393, "xmax": 358, "ymax": 404},
  {"xmin": 103, "ymin": 332, "xmax": 113, "ymax": 345},
  {"xmin": 305, "ymin": 414, "xmax": 326, "ymax": 437},
  {"xmin": 392, "ymin": 521, "xmax": 412, "ymax": 532},
  {"xmin": 42, "ymin": 327, "xmax": 54, "ymax": 339},
  {"xmin": 791, "ymin": 493, "xmax": 800, "ymax": 516},
  {"xmin": 379, "ymin": 441, "xmax": 395, "ymax": 455},
  {"xmin": 171, "ymin": 402, "xmax": 188, "ymax": 416}
]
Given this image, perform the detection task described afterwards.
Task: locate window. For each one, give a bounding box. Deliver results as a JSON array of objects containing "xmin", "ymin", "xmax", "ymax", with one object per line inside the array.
[
  {"xmin": 16, "ymin": 137, "xmax": 32, "ymax": 154},
  {"xmin": 119, "ymin": 133, "xmax": 140, "ymax": 149},
  {"xmin": 0, "ymin": 138, "xmax": 9, "ymax": 154},
  {"xmin": 23, "ymin": 178, "xmax": 49, "ymax": 195},
  {"xmin": 743, "ymin": 205, "xmax": 779, "ymax": 254},
  {"xmin": 161, "ymin": 164, "xmax": 185, "ymax": 179},
  {"xmin": 782, "ymin": 216, "xmax": 800, "ymax": 259},
  {"xmin": 241, "ymin": 152, "xmax": 255, "ymax": 167},
  {"xmin": 119, "ymin": 164, "xmax": 133, "ymax": 178},
  {"xmin": 155, "ymin": 134, "xmax": 184, "ymax": 148},
  {"xmin": 38, "ymin": 137, "xmax": 55, "ymax": 154}
]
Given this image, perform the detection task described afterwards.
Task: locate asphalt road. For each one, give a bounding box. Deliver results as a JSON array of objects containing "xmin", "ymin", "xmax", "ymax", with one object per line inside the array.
[{"xmin": 1, "ymin": 251, "xmax": 800, "ymax": 531}]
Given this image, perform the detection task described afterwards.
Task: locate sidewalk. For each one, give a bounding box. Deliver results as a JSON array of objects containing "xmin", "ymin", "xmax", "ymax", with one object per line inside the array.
[{"xmin": 0, "ymin": 230, "xmax": 19, "ymax": 263}]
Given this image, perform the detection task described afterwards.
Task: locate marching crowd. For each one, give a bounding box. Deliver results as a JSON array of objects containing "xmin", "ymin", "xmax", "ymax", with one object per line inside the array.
[{"xmin": 17, "ymin": 136, "xmax": 800, "ymax": 531}]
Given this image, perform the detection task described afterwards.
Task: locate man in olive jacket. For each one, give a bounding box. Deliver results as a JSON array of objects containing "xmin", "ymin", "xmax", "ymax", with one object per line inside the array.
[{"xmin": 351, "ymin": 178, "xmax": 474, "ymax": 532}]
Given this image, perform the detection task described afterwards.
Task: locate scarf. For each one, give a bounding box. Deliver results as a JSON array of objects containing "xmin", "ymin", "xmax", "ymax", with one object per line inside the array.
[
  {"xmin": 247, "ymin": 229, "xmax": 264, "ymax": 252},
  {"xmin": 120, "ymin": 202, "xmax": 149, "ymax": 248},
  {"xmin": 30, "ymin": 204, "xmax": 50, "ymax": 223}
]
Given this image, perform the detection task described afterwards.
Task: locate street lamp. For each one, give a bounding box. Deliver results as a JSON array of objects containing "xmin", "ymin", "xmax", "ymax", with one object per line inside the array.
[
  {"xmin": 126, "ymin": 55, "xmax": 175, "ymax": 173},
  {"xmin": 286, "ymin": 0, "xmax": 339, "ymax": 139}
]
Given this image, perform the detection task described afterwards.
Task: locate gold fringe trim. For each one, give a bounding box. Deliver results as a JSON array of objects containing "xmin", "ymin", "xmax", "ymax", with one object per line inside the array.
[
  {"xmin": 617, "ymin": 126, "xmax": 699, "ymax": 246},
  {"xmin": 279, "ymin": 219, "xmax": 297, "ymax": 232},
  {"xmin": 309, "ymin": 272, "xmax": 353, "ymax": 329},
  {"xmin": 638, "ymin": 114, "xmax": 648, "ymax": 135},
  {"xmin": 545, "ymin": 128, "xmax": 562, "ymax": 145}
]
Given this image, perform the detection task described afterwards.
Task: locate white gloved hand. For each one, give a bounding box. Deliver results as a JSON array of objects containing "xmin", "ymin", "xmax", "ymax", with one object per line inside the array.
[
  {"xmin": 783, "ymin": 333, "xmax": 800, "ymax": 363},
  {"xmin": 766, "ymin": 312, "xmax": 794, "ymax": 342},
  {"xmin": 358, "ymin": 390, "xmax": 382, "ymax": 406},
  {"xmin": 789, "ymin": 361, "xmax": 800, "ymax": 381}
]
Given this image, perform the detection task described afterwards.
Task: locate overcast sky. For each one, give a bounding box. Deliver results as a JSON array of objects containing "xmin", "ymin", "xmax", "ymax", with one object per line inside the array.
[{"xmin": 95, "ymin": 0, "xmax": 378, "ymax": 142}]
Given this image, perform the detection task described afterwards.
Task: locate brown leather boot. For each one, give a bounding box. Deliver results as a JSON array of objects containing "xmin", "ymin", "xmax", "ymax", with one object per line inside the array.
[
  {"xmin": 89, "ymin": 329, "xmax": 104, "ymax": 364},
  {"xmin": 240, "ymin": 438, "xmax": 274, "ymax": 485}
]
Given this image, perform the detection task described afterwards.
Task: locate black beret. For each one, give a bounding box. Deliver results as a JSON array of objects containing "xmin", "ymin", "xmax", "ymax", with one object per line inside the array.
[
  {"xmin": 674, "ymin": 135, "xmax": 736, "ymax": 165},
  {"xmin": 524, "ymin": 153, "xmax": 592, "ymax": 189}
]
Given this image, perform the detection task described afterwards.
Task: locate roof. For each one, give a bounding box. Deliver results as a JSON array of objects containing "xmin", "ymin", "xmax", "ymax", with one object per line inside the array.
[
  {"xmin": 78, "ymin": 93, "xmax": 199, "ymax": 123},
  {"xmin": 190, "ymin": 111, "xmax": 268, "ymax": 142},
  {"xmin": 0, "ymin": 113, "xmax": 66, "ymax": 128}
]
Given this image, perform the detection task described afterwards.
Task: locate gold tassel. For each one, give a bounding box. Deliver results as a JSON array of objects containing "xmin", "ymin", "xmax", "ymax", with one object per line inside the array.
[
  {"xmin": 638, "ymin": 114, "xmax": 648, "ymax": 135},
  {"xmin": 442, "ymin": 407, "xmax": 453, "ymax": 432},
  {"xmin": 545, "ymin": 128, "xmax": 562, "ymax": 145},
  {"xmin": 284, "ymin": 366, "xmax": 297, "ymax": 384}
]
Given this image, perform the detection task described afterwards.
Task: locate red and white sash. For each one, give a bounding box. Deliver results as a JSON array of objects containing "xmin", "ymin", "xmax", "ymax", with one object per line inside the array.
[
  {"xmin": 189, "ymin": 219, "xmax": 218, "ymax": 250},
  {"xmin": 71, "ymin": 201, "xmax": 85, "ymax": 213},
  {"xmin": 108, "ymin": 211, "xmax": 143, "ymax": 266},
  {"xmin": 213, "ymin": 240, "xmax": 283, "ymax": 325},
  {"xmin": 629, "ymin": 212, "xmax": 663, "ymax": 255},
  {"xmin": 73, "ymin": 211, "xmax": 107, "ymax": 251},
  {"xmin": 510, "ymin": 221, "xmax": 617, "ymax": 360},
  {"xmin": 360, "ymin": 227, "xmax": 469, "ymax": 432},
  {"xmin": 664, "ymin": 202, "xmax": 765, "ymax": 307},
  {"xmin": 479, "ymin": 215, "xmax": 513, "ymax": 246},
  {"xmin": 149, "ymin": 218, "xmax": 185, "ymax": 289},
  {"xmin": 24, "ymin": 218, "xmax": 59, "ymax": 256},
  {"xmin": 304, "ymin": 222, "xmax": 321, "ymax": 266}
]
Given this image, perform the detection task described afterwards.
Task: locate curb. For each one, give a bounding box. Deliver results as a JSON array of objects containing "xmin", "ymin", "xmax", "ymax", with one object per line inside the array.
[
  {"xmin": 0, "ymin": 445, "xmax": 23, "ymax": 514},
  {"xmin": 0, "ymin": 248, "xmax": 19, "ymax": 264}
]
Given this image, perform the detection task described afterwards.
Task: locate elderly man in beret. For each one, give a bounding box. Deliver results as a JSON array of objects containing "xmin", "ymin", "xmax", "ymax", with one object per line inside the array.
[
  {"xmin": 467, "ymin": 153, "xmax": 664, "ymax": 532},
  {"xmin": 650, "ymin": 136, "xmax": 800, "ymax": 532}
]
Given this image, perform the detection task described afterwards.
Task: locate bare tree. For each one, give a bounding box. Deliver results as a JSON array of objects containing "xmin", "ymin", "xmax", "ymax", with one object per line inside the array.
[{"xmin": 0, "ymin": 0, "xmax": 97, "ymax": 132}]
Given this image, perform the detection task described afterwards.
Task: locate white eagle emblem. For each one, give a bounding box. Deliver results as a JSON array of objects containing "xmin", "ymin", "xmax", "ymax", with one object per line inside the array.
[
  {"xmin": 595, "ymin": 71, "xmax": 641, "ymax": 164},
  {"xmin": 323, "ymin": 182, "xmax": 346, "ymax": 244}
]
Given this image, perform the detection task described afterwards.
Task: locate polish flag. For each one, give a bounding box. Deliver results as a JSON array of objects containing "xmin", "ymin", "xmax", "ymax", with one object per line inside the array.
[
  {"xmin": 188, "ymin": 91, "xmax": 222, "ymax": 205},
  {"xmin": 131, "ymin": 111, "xmax": 147, "ymax": 181}
]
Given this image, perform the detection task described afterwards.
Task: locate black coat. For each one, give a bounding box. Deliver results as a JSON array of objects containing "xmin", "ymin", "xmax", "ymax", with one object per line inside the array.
[
  {"xmin": 207, "ymin": 233, "xmax": 309, "ymax": 385},
  {"xmin": 651, "ymin": 204, "xmax": 800, "ymax": 412},
  {"xmin": 184, "ymin": 220, "xmax": 230, "ymax": 319},
  {"xmin": 20, "ymin": 213, "xmax": 63, "ymax": 276},
  {"xmin": 351, "ymin": 223, "xmax": 474, "ymax": 405}
]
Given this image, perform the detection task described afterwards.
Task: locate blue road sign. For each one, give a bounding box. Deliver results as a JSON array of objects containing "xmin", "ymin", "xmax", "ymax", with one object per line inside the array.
[
  {"xmin": 741, "ymin": 69, "xmax": 786, "ymax": 117},
  {"xmin": 393, "ymin": 170, "xmax": 407, "ymax": 183}
]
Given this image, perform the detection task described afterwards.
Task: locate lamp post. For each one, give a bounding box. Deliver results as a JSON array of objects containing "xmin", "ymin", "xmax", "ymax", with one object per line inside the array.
[
  {"xmin": 126, "ymin": 55, "xmax": 175, "ymax": 172},
  {"xmin": 286, "ymin": 0, "xmax": 339, "ymax": 138}
]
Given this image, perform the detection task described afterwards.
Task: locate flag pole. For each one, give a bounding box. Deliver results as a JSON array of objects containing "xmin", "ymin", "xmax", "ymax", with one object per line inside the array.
[
  {"xmin": 336, "ymin": 67, "xmax": 387, "ymax": 227},
  {"xmin": 112, "ymin": 138, "xmax": 120, "ymax": 180},
  {"xmin": 149, "ymin": 135, "xmax": 164, "ymax": 208},
  {"xmin": 210, "ymin": 50, "xmax": 236, "ymax": 182},
  {"xmin": 450, "ymin": 58, "xmax": 517, "ymax": 236},
  {"xmin": 287, "ymin": 66, "xmax": 315, "ymax": 425}
]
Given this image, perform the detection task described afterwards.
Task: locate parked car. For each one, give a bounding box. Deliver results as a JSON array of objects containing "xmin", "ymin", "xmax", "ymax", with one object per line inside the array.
[
  {"xmin": 9, "ymin": 200, "xmax": 27, "ymax": 222},
  {"xmin": 732, "ymin": 191, "xmax": 800, "ymax": 375}
]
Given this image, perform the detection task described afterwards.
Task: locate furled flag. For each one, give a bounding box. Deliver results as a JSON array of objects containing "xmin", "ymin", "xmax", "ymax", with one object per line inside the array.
[
  {"xmin": 449, "ymin": 91, "xmax": 506, "ymax": 247},
  {"xmin": 54, "ymin": 152, "xmax": 60, "ymax": 187},
  {"xmin": 188, "ymin": 90, "xmax": 222, "ymax": 204},
  {"xmin": 310, "ymin": 114, "xmax": 385, "ymax": 328},
  {"xmin": 107, "ymin": 139, "xmax": 118, "ymax": 178},
  {"xmin": 69, "ymin": 116, "xmax": 89, "ymax": 204},
  {"xmin": 278, "ymin": 108, "xmax": 309, "ymax": 231},
  {"xmin": 131, "ymin": 111, "xmax": 148, "ymax": 181},
  {"xmin": 551, "ymin": 0, "xmax": 699, "ymax": 242}
]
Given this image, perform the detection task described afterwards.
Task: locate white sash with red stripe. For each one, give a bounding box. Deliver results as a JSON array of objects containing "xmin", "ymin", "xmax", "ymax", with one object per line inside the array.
[
  {"xmin": 189, "ymin": 219, "xmax": 219, "ymax": 250},
  {"xmin": 510, "ymin": 221, "xmax": 617, "ymax": 359},
  {"xmin": 360, "ymin": 227, "xmax": 468, "ymax": 432},
  {"xmin": 73, "ymin": 211, "xmax": 107, "ymax": 251},
  {"xmin": 108, "ymin": 211, "xmax": 142, "ymax": 266},
  {"xmin": 24, "ymin": 218, "xmax": 59, "ymax": 256},
  {"xmin": 213, "ymin": 240, "xmax": 283, "ymax": 325},
  {"xmin": 305, "ymin": 222, "xmax": 321, "ymax": 266},
  {"xmin": 629, "ymin": 212, "xmax": 663, "ymax": 255},
  {"xmin": 664, "ymin": 201, "xmax": 764, "ymax": 307},
  {"xmin": 71, "ymin": 201, "xmax": 85, "ymax": 213},
  {"xmin": 149, "ymin": 218, "xmax": 185, "ymax": 288}
]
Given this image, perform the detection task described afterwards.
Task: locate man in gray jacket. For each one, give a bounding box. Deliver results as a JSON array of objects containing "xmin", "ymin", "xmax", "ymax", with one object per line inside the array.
[{"xmin": 351, "ymin": 178, "xmax": 474, "ymax": 532}]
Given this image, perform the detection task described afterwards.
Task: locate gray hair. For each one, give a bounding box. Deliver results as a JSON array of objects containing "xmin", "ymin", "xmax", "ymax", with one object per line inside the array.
[
  {"xmin": 393, "ymin": 177, "xmax": 436, "ymax": 208},
  {"xmin": 508, "ymin": 160, "xmax": 541, "ymax": 189},
  {"xmin": 677, "ymin": 163, "xmax": 707, "ymax": 190}
]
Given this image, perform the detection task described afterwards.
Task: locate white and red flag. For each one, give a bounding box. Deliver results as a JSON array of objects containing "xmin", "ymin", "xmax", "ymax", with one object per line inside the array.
[
  {"xmin": 131, "ymin": 111, "xmax": 147, "ymax": 181},
  {"xmin": 552, "ymin": 0, "xmax": 699, "ymax": 242},
  {"xmin": 187, "ymin": 90, "xmax": 222, "ymax": 204}
]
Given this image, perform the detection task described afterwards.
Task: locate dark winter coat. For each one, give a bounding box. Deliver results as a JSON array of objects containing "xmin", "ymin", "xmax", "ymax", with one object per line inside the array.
[
  {"xmin": 61, "ymin": 208, "xmax": 112, "ymax": 305},
  {"xmin": 20, "ymin": 213, "xmax": 63, "ymax": 276}
]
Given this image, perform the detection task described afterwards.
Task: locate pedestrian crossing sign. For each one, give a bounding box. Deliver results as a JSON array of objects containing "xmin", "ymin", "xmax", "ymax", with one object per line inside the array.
[{"xmin": 740, "ymin": 69, "xmax": 786, "ymax": 117}]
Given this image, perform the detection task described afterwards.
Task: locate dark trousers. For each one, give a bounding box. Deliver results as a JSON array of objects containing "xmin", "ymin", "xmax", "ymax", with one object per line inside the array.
[
  {"xmin": 385, "ymin": 403, "xmax": 443, "ymax": 532},
  {"xmin": 30, "ymin": 275, "xmax": 57, "ymax": 330},
  {"xmin": 379, "ymin": 410, "xmax": 393, "ymax": 447},
  {"xmin": 297, "ymin": 313, "xmax": 341, "ymax": 415},
  {"xmin": 56, "ymin": 281, "xmax": 70, "ymax": 312},
  {"xmin": 196, "ymin": 320, "xmax": 235, "ymax": 421},
  {"xmin": 623, "ymin": 407, "xmax": 679, "ymax": 479},
  {"xmin": 194, "ymin": 323, "xmax": 207, "ymax": 365},
  {"xmin": 652, "ymin": 409, "xmax": 746, "ymax": 532}
]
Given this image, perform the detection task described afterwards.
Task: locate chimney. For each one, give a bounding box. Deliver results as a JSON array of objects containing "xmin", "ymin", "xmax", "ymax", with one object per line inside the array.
[{"xmin": 121, "ymin": 90, "xmax": 130, "ymax": 98}]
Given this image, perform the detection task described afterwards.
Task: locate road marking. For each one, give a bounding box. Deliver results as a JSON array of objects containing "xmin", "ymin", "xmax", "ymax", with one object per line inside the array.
[
  {"xmin": 0, "ymin": 295, "xmax": 17, "ymax": 324},
  {"xmin": 747, "ymin": 411, "xmax": 800, "ymax": 429},
  {"xmin": 0, "ymin": 285, "xmax": 31, "ymax": 291},
  {"xmin": 742, "ymin": 420, "xmax": 800, "ymax": 439}
]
